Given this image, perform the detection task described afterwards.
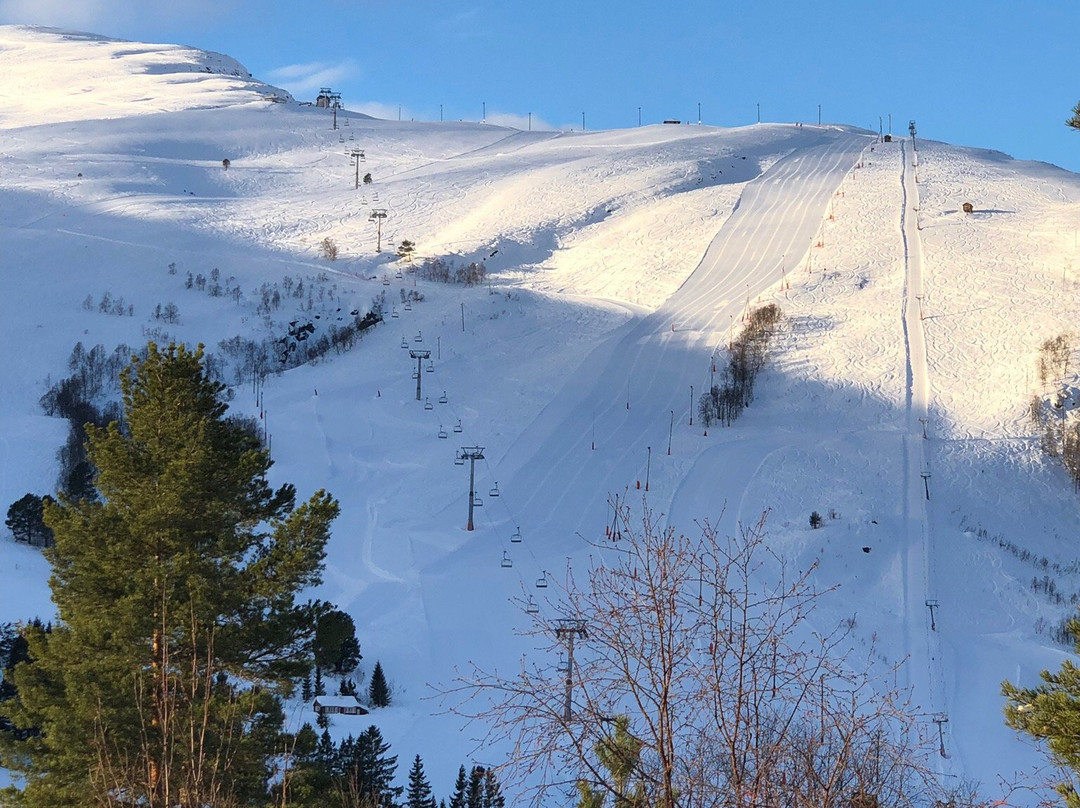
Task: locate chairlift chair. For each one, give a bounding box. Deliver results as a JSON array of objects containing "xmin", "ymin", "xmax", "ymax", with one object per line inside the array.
[
  {"xmin": 454, "ymin": 455, "xmax": 465, "ymax": 466},
  {"xmin": 489, "ymin": 482, "xmax": 501, "ymax": 498},
  {"xmin": 426, "ymin": 361, "xmax": 434, "ymax": 373},
  {"xmin": 510, "ymin": 527, "xmax": 521, "ymax": 543},
  {"xmin": 412, "ymin": 371, "xmax": 419, "ymax": 380},
  {"xmin": 414, "ymin": 332, "xmax": 423, "ymax": 342},
  {"xmin": 438, "ymin": 426, "xmax": 448, "ymax": 439},
  {"xmin": 438, "ymin": 392, "xmax": 448, "ymax": 404},
  {"xmin": 535, "ymin": 570, "xmax": 549, "ymax": 589},
  {"xmin": 401, "ymin": 337, "xmax": 409, "ymax": 348},
  {"xmin": 557, "ymin": 652, "xmax": 568, "ymax": 673},
  {"xmin": 391, "ymin": 307, "xmax": 399, "ymax": 318},
  {"xmin": 395, "ymin": 270, "xmax": 403, "ymax": 279},
  {"xmin": 382, "ymin": 277, "xmax": 390, "ymax": 286},
  {"xmin": 424, "ymin": 397, "xmax": 433, "ymax": 411},
  {"xmin": 500, "ymin": 551, "xmax": 512, "ymax": 568},
  {"xmin": 453, "ymin": 420, "xmax": 463, "ymax": 433},
  {"xmin": 473, "ymin": 496, "xmax": 483, "ymax": 507},
  {"xmin": 404, "ymin": 300, "xmax": 412, "ymax": 311},
  {"xmin": 525, "ymin": 596, "xmax": 539, "ymax": 615}
]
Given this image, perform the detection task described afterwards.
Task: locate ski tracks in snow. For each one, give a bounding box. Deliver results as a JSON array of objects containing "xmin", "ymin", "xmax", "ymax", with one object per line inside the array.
[{"xmin": 899, "ymin": 140, "xmax": 952, "ymax": 768}]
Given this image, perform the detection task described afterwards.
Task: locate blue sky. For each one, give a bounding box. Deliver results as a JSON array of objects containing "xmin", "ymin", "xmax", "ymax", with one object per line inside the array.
[{"xmin": 2, "ymin": 0, "xmax": 1078, "ymax": 172}]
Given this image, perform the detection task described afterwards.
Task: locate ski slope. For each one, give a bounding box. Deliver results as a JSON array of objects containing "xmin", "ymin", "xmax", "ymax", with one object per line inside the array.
[{"xmin": 2, "ymin": 26, "xmax": 1080, "ymax": 802}]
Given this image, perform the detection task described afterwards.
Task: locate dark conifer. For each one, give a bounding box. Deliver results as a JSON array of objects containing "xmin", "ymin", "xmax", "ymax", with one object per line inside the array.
[
  {"xmin": 449, "ymin": 765, "xmax": 468, "ymax": 808},
  {"xmin": 407, "ymin": 754, "xmax": 438, "ymax": 808},
  {"xmin": 369, "ymin": 659, "xmax": 391, "ymax": 707},
  {"xmin": 466, "ymin": 765, "xmax": 485, "ymax": 808},
  {"xmin": 0, "ymin": 343, "xmax": 339, "ymax": 807}
]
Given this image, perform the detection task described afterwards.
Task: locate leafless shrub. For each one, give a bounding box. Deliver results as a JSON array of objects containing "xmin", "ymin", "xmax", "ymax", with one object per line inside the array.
[{"xmin": 441, "ymin": 504, "xmax": 944, "ymax": 808}]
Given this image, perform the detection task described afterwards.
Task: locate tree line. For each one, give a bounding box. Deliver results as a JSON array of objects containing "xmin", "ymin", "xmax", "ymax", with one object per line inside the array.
[{"xmin": 699, "ymin": 303, "xmax": 782, "ymax": 428}]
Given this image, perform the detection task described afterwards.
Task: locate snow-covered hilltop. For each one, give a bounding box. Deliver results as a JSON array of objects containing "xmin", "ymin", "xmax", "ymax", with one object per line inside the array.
[
  {"xmin": 1, "ymin": 25, "xmax": 1079, "ymax": 801},
  {"xmin": 0, "ymin": 26, "xmax": 291, "ymax": 128}
]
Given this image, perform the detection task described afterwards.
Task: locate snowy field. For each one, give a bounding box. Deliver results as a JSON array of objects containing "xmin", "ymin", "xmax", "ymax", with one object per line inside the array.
[{"xmin": 1, "ymin": 25, "xmax": 1079, "ymax": 801}]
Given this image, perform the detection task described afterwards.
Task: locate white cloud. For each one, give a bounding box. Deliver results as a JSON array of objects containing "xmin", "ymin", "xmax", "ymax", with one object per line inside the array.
[
  {"xmin": 0, "ymin": 0, "xmax": 237, "ymax": 32},
  {"xmin": 485, "ymin": 111, "xmax": 555, "ymax": 131},
  {"xmin": 265, "ymin": 60, "xmax": 359, "ymax": 100}
]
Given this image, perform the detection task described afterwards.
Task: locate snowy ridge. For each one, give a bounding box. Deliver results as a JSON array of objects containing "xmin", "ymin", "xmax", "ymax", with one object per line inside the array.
[
  {"xmin": 1, "ymin": 26, "xmax": 1079, "ymax": 801},
  {"xmin": 0, "ymin": 26, "xmax": 292, "ymax": 128}
]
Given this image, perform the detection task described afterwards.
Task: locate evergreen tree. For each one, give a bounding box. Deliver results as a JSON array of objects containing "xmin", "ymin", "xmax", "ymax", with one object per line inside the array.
[
  {"xmin": 315, "ymin": 608, "xmax": 362, "ymax": 674},
  {"xmin": 1068, "ymin": 100, "xmax": 1080, "ymax": 131},
  {"xmin": 369, "ymin": 659, "xmax": 391, "ymax": 707},
  {"xmin": 280, "ymin": 723, "xmax": 334, "ymax": 808},
  {"xmin": 1004, "ymin": 616, "xmax": 1080, "ymax": 807},
  {"xmin": 482, "ymin": 769, "xmax": 505, "ymax": 808},
  {"xmin": 315, "ymin": 664, "xmax": 326, "ymax": 696},
  {"xmin": 449, "ymin": 765, "xmax": 468, "ymax": 808},
  {"xmin": 302, "ymin": 672, "xmax": 313, "ymax": 702},
  {"xmin": 466, "ymin": 766, "xmax": 485, "ymax": 808},
  {"xmin": 0, "ymin": 343, "xmax": 339, "ymax": 807},
  {"xmin": 0, "ymin": 622, "xmax": 35, "ymax": 740},
  {"xmin": 5, "ymin": 493, "xmax": 54, "ymax": 546},
  {"xmin": 407, "ymin": 754, "xmax": 437, "ymax": 808},
  {"xmin": 339, "ymin": 677, "xmax": 358, "ymax": 696},
  {"xmin": 338, "ymin": 725, "xmax": 403, "ymax": 808}
]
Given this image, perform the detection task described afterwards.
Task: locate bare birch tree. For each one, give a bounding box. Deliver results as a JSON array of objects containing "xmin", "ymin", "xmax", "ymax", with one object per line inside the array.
[{"xmin": 444, "ymin": 504, "xmax": 946, "ymax": 808}]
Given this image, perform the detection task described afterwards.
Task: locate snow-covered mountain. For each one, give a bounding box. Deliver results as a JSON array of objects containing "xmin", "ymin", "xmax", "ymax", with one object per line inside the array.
[{"xmin": 1, "ymin": 25, "xmax": 1078, "ymax": 800}]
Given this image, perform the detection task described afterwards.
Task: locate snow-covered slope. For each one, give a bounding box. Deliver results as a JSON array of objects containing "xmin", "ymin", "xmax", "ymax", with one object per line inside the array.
[
  {"xmin": 2, "ymin": 26, "xmax": 1079, "ymax": 801},
  {"xmin": 0, "ymin": 26, "xmax": 292, "ymax": 127}
]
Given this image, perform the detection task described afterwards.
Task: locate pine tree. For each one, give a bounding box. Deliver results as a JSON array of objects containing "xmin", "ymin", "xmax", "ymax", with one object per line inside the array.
[
  {"xmin": 302, "ymin": 672, "xmax": 313, "ymax": 702},
  {"xmin": 369, "ymin": 659, "xmax": 391, "ymax": 707},
  {"xmin": 314, "ymin": 665, "xmax": 326, "ymax": 696},
  {"xmin": 482, "ymin": 769, "xmax": 505, "ymax": 808},
  {"xmin": 449, "ymin": 765, "xmax": 468, "ymax": 808},
  {"xmin": 315, "ymin": 608, "xmax": 361, "ymax": 674},
  {"xmin": 338, "ymin": 725, "xmax": 403, "ymax": 808},
  {"xmin": 0, "ymin": 343, "xmax": 339, "ymax": 807},
  {"xmin": 1004, "ymin": 617, "xmax": 1080, "ymax": 807},
  {"xmin": 1068, "ymin": 100, "xmax": 1080, "ymax": 131},
  {"xmin": 407, "ymin": 754, "xmax": 437, "ymax": 808},
  {"xmin": 5, "ymin": 493, "xmax": 54, "ymax": 546},
  {"xmin": 466, "ymin": 765, "xmax": 485, "ymax": 808}
]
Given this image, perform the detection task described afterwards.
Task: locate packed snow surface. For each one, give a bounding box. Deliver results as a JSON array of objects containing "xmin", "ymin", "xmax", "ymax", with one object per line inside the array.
[{"xmin": 1, "ymin": 25, "xmax": 1079, "ymax": 802}]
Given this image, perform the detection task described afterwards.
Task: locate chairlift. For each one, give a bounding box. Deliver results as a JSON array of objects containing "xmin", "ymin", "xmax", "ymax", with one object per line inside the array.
[
  {"xmin": 424, "ymin": 397, "xmax": 433, "ymax": 411},
  {"xmin": 438, "ymin": 391, "xmax": 448, "ymax": 404},
  {"xmin": 489, "ymin": 482, "xmax": 501, "ymax": 498},
  {"xmin": 404, "ymin": 300, "xmax": 412, "ymax": 311},
  {"xmin": 395, "ymin": 270, "xmax": 403, "ymax": 279},
  {"xmin": 510, "ymin": 527, "xmax": 521, "ymax": 543},
  {"xmin": 556, "ymin": 651, "xmax": 569, "ymax": 673},
  {"xmin": 438, "ymin": 425, "xmax": 448, "ymax": 439},
  {"xmin": 401, "ymin": 337, "xmax": 409, "ymax": 348},
  {"xmin": 339, "ymin": 135, "xmax": 344, "ymax": 142},
  {"xmin": 382, "ymin": 277, "xmax": 390, "ymax": 286},
  {"xmin": 473, "ymin": 496, "xmax": 483, "ymax": 507},
  {"xmin": 391, "ymin": 307, "xmax": 399, "ymax": 318},
  {"xmin": 412, "ymin": 371, "xmax": 419, "ymax": 380},
  {"xmin": 344, "ymin": 118, "xmax": 349, "ymax": 126},
  {"xmin": 525, "ymin": 596, "xmax": 539, "ymax": 615},
  {"xmin": 500, "ymin": 551, "xmax": 513, "ymax": 569},
  {"xmin": 453, "ymin": 420, "xmax": 463, "ymax": 433},
  {"xmin": 414, "ymin": 331, "xmax": 423, "ymax": 343},
  {"xmin": 349, "ymin": 132, "xmax": 354, "ymax": 141},
  {"xmin": 535, "ymin": 570, "xmax": 549, "ymax": 589},
  {"xmin": 426, "ymin": 361, "xmax": 434, "ymax": 373},
  {"xmin": 454, "ymin": 455, "xmax": 465, "ymax": 466}
]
